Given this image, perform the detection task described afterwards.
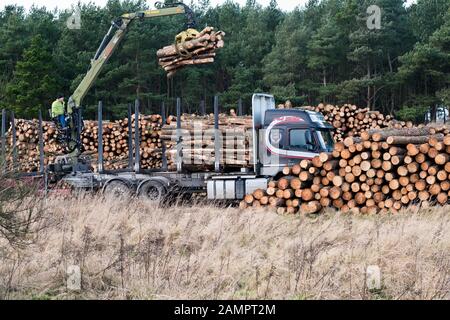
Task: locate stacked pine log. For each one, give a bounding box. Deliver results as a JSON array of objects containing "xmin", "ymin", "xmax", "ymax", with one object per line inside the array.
[
  {"xmin": 5, "ymin": 115, "xmax": 176, "ymax": 172},
  {"xmin": 161, "ymin": 112, "xmax": 253, "ymax": 169},
  {"xmin": 3, "ymin": 119, "xmax": 63, "ymax": 172},
  {"xmin": 240, "ymin": 126, "xmax": 450, "ymax": 214},
  {"xmin": 157, "ymin": 27, "xmax": 225, "ymax": 78},
  {"xmin": 285, "ymin": 102, "xmax": 413, "ymax": 141},
  {"xmin": 82, "ymin": 114, "xmax": 176, "ymax": 171}
]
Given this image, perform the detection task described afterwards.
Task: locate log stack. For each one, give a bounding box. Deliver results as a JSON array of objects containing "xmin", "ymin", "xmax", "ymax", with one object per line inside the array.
[
  {"xmin": 5, "ymin": 119, "xmax": 64, "ymax": 172},
  {"xmin": 241, "ymin": 126, "xmax": 450, "ymax": 214},
  {"xmin": 5, "ymin": 110, "xmax": 252, "ymax": 172},
  {"xmin": 157, "ymin": 27, "xmax": 225, "ymax": 78},
  {"xmin": 279, "ymin": 102, "xmax": 413, "ymax": 141},
  {"xmin": 81, "ymin": 114, "xmax": 176, "ymax": 171},
  {"xmin": 5, "ymin": 115, "xmax": 176, "ymax": 172},
  {"xmin": 161, "ymin": 112, "xmax": 253, "ymax": 169}
]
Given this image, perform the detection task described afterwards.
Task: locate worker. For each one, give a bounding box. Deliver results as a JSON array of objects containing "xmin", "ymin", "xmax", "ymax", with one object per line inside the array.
[{"xmin": 51, "ymin": 94, "xmax": 68, "ymax": 129}]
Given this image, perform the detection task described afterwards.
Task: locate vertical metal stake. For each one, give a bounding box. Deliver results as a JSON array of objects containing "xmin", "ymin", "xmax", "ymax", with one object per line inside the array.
[
  {"xmin": 134, "ymin": 99, "xmax": 141, "ymax": 173},
  {"xmin": 44, "ymin": 170, "xmax": 48, "ymax": 199},
  {"xmin": 1, "ymin": 109, "xmax": 5, "ymax": 172},
  {"xmin": 38, "ymin": 110, "xmax": 45, "ymax": 174},
  {"xmin": 98, "ymin": 101, "xmax": 104, "ymax": 173},
  {"xmin": 161, "ymin": 101, "xmax": 168, "ymax": 171},
  {"xmin": 77, "ymin": 108, "xmax": 82, "ymax": 146},
  {"xmin": 176, "ymin": 97, "xmax": 182, "ymax": 173},
  {"xmin": 127, "ymin": 103, "xmax": 133, "ymax": 169},
  {"xmin": 11, "ymin": 111, "xmax": 17, "ymax": 171},
  {"xmin": 214, "ymin": 96, "xmax": 220, "ymax": 172}
]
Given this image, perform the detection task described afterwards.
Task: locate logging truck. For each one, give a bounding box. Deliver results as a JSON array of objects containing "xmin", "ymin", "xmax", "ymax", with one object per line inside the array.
[{"xmin": 47, "ymin": 93, "xmax": 335, "ymax": 200}]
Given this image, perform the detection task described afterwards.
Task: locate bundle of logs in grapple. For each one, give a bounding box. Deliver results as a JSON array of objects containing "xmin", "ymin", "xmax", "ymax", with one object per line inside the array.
[
  {"xmin": 240, "ymin": 125, "xmax": 450, "ymax": 214},
  {"xmin": 279, "ymin": 101, "xmax": 413, "ymax": 141},
  {"xmin": 160, "ymin": 111, "xmax": 253, "ymax": 169},
  {"xmin": 157, "ymin": 27, "xmax": 225, "ymax": 78},
  {"xmin": 4, "ymin": 115, "xmax": 176, "ymax": 172}
]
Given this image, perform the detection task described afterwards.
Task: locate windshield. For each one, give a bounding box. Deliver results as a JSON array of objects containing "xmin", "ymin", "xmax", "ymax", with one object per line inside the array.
[{"xmin": 317, "ymin": 130, "xmax": 334, "ymax": 152}]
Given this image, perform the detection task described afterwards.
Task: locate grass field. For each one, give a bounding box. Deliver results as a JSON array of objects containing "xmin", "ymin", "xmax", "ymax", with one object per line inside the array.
[{"xmin": 0, "ymin": 196, "xmax": 449, "ymax": 300}]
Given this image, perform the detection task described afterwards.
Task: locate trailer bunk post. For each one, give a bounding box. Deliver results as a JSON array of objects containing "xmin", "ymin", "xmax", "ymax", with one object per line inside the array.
[
  {"xmin": 176, "ymin": 97, "xmax": 182, "ymax": 173},
  {"xmin": 11, "ymin": 111, "xmax": 17, "ymax": 171},
  {"xmin": 97, "ymin": 101, "xmax": 104, "ymax": 173},
  {"xmin": 161, "ymin": 101, "xmax": 168, "ymax": 171},
  {"xmin": 77, "ymin": 107, "xmax": 82, "ymax": 152},
  {"xmin": 214, "ymin": 95, "xmax": 220, "ymax": 172},
  {"xmin": 134, "ymin": 99, "xmax": 141, "ymax": 173},
  {"xmin": 1, "ymin": 109, "xmax": 5, "ymax": 173},
  {"xmin": 127, "ymin": 103, "xmax": 133, "ymax": 169},
  {"xmin": 38, "ymin": 110, "xmax": 45, "ymax": 174}
]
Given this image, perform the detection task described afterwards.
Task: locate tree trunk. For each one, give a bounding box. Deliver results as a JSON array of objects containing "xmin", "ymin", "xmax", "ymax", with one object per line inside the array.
[
  {"xmin": 431, "ymin": 104, "xmax": 437, "ymax": 123},
  {"xmin": 387, "ymin": 52, "xmax": 393, "ymax": 73},
  {"xmin": 367, "ymin": 62, "xmax": 371, "ymax": 110}
]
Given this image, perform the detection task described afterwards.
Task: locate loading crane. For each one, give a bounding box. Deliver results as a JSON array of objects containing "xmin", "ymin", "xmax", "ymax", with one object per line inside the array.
[{"xmin": 60, "ymin": 1, "xmax": 199, "ymax": 157}]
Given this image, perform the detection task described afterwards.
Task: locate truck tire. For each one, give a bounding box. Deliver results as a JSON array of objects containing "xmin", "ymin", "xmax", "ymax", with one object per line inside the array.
[
  {"xmin": 103, "ymin": 180, "xmax": 131, "ymax": 197},
  {"xmin": 138, "ymin": 180, "xmax": 166, "ymax": 201}
]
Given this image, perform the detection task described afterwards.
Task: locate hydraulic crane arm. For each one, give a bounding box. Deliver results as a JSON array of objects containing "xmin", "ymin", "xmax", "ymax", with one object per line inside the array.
[{"xmin": 67, "ymin": 3, "xmax": 196, "ymax": 111}]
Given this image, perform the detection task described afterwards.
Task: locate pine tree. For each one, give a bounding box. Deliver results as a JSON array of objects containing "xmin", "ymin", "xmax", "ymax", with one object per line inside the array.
[
  {"xmin": 0, "ymin": 5, "xmax": 29, "ymax": 101},
  {"xmin": 308, "ymin": 15, "xmax": 342, "ymax": 87},
  {"xmin": 262, "ymin": 10, "xmax": 311, "ymax": 103},
  {"xmin": 5, "ymin": 35, "xmax": 59, "ymax": 117},
  {"xmin": 408, "ymin": 0, "xmax": 450, "ymax": 42},
  {"xmin": 397, "ymin": 7, "xmax": 450, "ymax": 120},
  {"xmin": 346, "ymin": 0, "xmax": 411, "ymax": 110},
  {"xmin": 223, "ymin": 3, "xmax": 279, "ymax": 106}
]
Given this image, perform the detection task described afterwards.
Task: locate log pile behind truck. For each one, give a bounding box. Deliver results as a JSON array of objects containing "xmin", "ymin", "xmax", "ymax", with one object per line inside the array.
[{"xmin": 241, "ymin": 125, "xmax": 450, "ymax": 214}]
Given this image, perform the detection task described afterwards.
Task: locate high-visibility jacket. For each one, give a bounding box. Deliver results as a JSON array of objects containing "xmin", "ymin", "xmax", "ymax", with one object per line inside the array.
[{"xmin": 51, "ymin": 100, "xmax": 65, "ymax": 118}]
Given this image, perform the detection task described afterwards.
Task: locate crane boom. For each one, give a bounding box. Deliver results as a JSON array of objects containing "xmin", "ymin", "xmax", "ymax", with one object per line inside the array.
[{"xmin": 67, "ymin": 4, "xmax": 193, "ymax": 111}]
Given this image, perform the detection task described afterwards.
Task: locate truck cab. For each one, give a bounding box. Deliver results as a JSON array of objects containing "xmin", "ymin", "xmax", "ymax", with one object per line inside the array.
[
  {"xmin": 251, "ymin": 94, "xmax": 334, "ymax": 176},
  {"xmin": 206, "ymin": 94, "xmax": 335, "ymax": 200}
]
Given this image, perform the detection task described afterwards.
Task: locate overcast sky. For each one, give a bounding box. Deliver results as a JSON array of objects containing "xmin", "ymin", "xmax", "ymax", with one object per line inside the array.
[{"xmin": 2, "ymin": 0, "xmax": 417, "ymax": 12}]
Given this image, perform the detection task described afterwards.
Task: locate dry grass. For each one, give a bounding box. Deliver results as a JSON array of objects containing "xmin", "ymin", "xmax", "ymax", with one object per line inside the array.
[{"xmin": 0, "ymin": 195, "xmax": 449, "ymax": 300}]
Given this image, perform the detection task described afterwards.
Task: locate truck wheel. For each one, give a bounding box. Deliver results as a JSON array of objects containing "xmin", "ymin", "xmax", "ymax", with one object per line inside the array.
[
  {"xmin": 103, "ymin": 180, "xmax": 131, "ymax": 197},
  {"xmin": 138, "ymin": 181, "xmax": 166, "ymax": 201}
]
